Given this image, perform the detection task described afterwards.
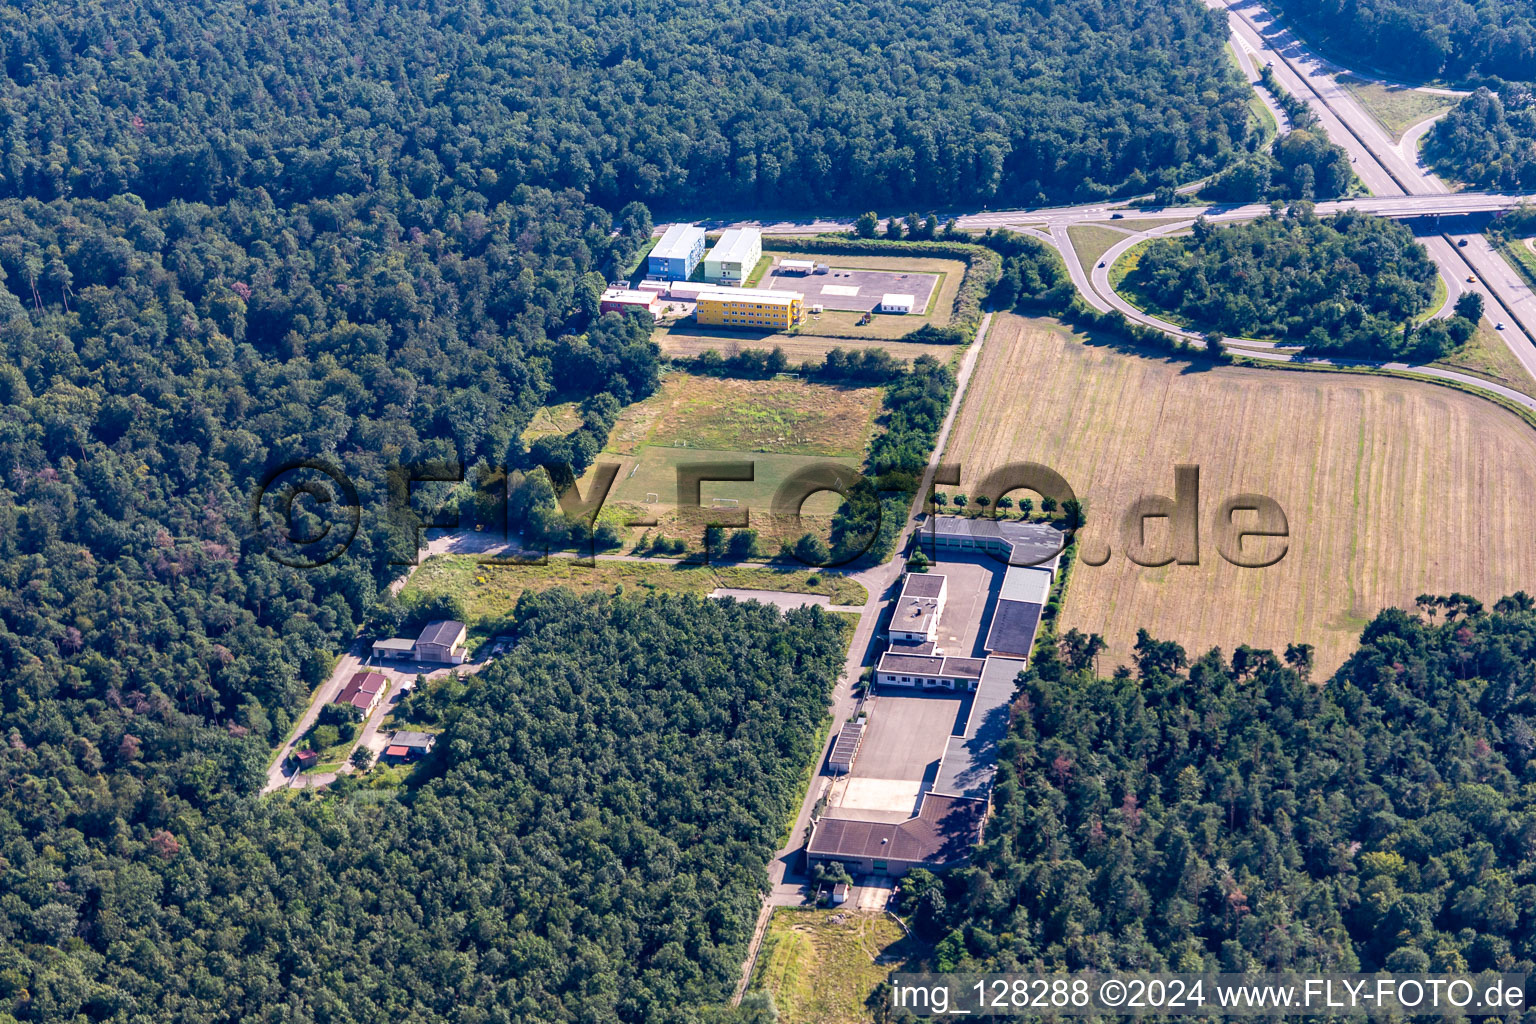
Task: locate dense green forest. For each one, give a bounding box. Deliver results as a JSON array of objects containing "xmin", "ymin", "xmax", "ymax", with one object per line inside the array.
[
  {"xmin": 1425, "ymin": 85, "xmax": 1536, "ymax": 190},
  {"xmin": 0, "ymin": 0, "xmax": 1262, "ymax": 211},
  {"xmin": 1123, "ymin": 207, "xmax": 1465, "ymax": 359},
  {"xmin": 0, "ymin": 589, "xmax": 847, "ymax": 1022},
  {"xmin": 900, "ymin": 595, "xmax": 1536, "ymax": 976},
  {"xmin": 1201, "ymin": 129, "xmax": 1355, "ymax": 202},
  {"xmin": 1272, "ymin": 0, "xmax": 1536, "ymax": 82}
]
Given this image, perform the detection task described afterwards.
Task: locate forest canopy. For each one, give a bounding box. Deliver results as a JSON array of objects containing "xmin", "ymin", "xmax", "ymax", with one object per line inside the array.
[
  {"xmin": 1271, "ymin": 0, "xmax": 1536, "ymax": 83},
  {"xmin": 1425, "ymin": 85, "xmax": 1536, "ymax": 190},
  {"xmin": 1121, "ymin": 207, "xmax": 1461, "ymax": 360},
  {"xmin": 900, "ymin": 596, "xmax": 1536, "ymax": 978},
  {"xmin": 0, "ymin": 0, "xmax": 1262, "ymax": 210},
  {"xmin": 0, "ymin": 589, "xmax": 849, "ymax": 1022}
]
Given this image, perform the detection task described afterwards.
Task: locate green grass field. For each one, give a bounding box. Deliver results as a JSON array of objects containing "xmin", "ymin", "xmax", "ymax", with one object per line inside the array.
[
  {"xmin": 603, "ymin": 445, "xmax": 857, "ymax": 515},
  {"xmin": 604, "ymin": 372, "xmax": 882, "ymax": 458},
  {"xmin": 398, "ymin": 555, "xmax": 868, "ymax": 627},
  {"xmin": 1067, "ymin": 224, "xmax": 1134, "ymax": 271},
  {"xmin": 751, "ymin": 910, "xmax": 923, "ymax": 1024},
  {"xmin": 1337, "ymin": 76, "xmax": 1454, "ymax": 141}
]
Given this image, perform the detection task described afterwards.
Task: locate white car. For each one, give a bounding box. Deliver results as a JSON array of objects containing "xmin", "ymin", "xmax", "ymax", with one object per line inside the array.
[{"xmin": 1497, "ymin": 322, "xmax": 1506, "ymax": 330}]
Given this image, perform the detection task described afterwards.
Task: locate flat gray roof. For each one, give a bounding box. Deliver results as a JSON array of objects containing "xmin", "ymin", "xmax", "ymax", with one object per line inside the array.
[
  {"xmin": 877, "ymin": 652, "xmax": 984, "ymax": 679},
  {"xmin": 901, "ymin": 573, "xmax": 946, "ymax": 599},
  {"xmin": 984, "ymin": 600, "xmax": 1043, "ymax": 658},
  {"xmin": 932, "ymin": 657, "xmax": 1024, "ymax": 800},
  {"xmin": 373, "ymin": 637, "xmax": 415, "ymax": 650},
  {"xmin": 926, "ymin": 515, "xmax": 1065, "ymax": 569},
  {"xmin": 999, "ymin": 566, "xmax": 1052, "ymax": 604}
]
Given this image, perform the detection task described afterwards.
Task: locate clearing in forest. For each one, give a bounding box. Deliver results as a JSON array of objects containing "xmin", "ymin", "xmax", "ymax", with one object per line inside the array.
[
  {"xmin": 942, "ymin": 314, "xmax": 1536, "ymax": 675},
  {"xmin": 751, "ymin": 909, "xmax": 922, "ymax": 1024}
]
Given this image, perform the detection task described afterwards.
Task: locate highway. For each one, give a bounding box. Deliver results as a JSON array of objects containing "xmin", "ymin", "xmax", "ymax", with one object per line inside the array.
[{"xmin": 729, "ymin": 1, "xmax": 1536, "ymax": 409}]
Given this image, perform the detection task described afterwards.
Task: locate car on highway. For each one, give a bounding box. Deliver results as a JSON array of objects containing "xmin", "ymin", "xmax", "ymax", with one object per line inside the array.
[
  {"xmin": 1110, "ymin": 213, "xmax": 1124, "ymax": 220},
  {"xmin": 1497, "ymin": 322, "xmax": 1506, "ymax": 330},
  {"xmin": 1458, "ymin": 239, "xmax": 1468, "ymax": 247},
  {"xmin": 1466, "ymin": 276, "xmax": 1475, "ymax": 283}
]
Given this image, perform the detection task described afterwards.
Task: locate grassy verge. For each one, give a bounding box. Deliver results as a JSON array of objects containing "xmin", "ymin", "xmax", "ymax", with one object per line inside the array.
[
  {"xmin": 1337, "ymin": 75, "xmax": 1454, "ymax": 141},
  {"xmin": 399, "ymin": 555, "xmax": 869, "ymax": 628},
  {"xmin": 1067, "ymin": 224, "xmax": 1133, "ymax": 272},
  {"xmin": 751, "ymin": 909, "xmax": 923, "ymax": 1024},
  {"xmin": 781, "ymin": 713, "xmax": 833, "ymax": 848},
  {"xmin": 745, "ymin": 254, "xmax": 776, "ymax": 286},
  {"xmin": 1430, "ymin": 318, "xmax": 1536, "ymax": 399}
]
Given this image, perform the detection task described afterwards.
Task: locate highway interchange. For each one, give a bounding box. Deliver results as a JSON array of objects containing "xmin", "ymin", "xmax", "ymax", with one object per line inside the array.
[{"xmin": 741, "ymin": 0, "xmax": 1536, "ymax": 406}]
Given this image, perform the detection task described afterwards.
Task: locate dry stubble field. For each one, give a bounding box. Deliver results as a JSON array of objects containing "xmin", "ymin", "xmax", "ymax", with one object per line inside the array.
[{"xmin": 945, "ymin": 314, "xmax": 1536, "ymax": 674}]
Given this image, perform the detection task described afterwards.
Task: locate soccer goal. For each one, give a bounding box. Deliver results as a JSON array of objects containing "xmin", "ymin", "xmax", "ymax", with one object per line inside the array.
[
  {"xmin": 710, "ymin": 498, "xmax": 740, "ymax": 508},
  {"xmin": 644, "ymin": 493, "xmax": 659, "ymax": 504}
]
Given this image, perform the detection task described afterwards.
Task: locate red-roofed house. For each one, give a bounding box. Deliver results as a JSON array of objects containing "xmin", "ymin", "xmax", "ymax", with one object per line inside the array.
[{"xmin": 331, "ymin": 671, "xmax": 387, "ymax": 717}]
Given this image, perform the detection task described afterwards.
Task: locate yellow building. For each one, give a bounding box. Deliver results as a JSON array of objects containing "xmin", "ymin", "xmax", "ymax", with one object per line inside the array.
[{"xmin": 694, "ymin": 287, "xmax": 804, "ymax": 330}]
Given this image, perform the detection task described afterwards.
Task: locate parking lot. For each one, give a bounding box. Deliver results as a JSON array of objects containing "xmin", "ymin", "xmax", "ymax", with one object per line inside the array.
[{"xmin": 761, "ymin": 265, "xmax": 940, "ymax": 313}]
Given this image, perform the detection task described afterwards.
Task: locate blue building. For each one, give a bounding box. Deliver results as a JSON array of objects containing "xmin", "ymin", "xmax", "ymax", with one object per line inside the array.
[{"xmin": 647, "ymin": 224, "xmax": 707, "ymax": 281}]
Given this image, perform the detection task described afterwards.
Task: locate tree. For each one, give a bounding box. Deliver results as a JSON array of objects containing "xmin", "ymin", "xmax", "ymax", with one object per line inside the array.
[
  {"xmin": 793, "ymin": 533, "xmax": 831, "ymax": 565},
  {"xmin": 885, "ymin": 216, "xmax": 904, "ymax": 240},
  {"xmin": 855, "ymin": 211, "xmax": 880, "ymax": 238},
  {"xmin": 1020, "ymin": 497, "xmax": 1034, "ymax": 516},
  {"xmin": 953, "ymin": 493, "xmax": 968, "ymax": 508},
  {"xmin": 1204, "ymin": 330, "xmax": 1225, "ymax": 355},
  {"xmin": 975, "ymin": 495, "xmax": 990, "ymax": 509},
  {"xmin": 1455, "ymin": 291, "xmax": 1484, "ymax": 322},
  {"xmin": 727, "ymin": 529, "xmax": 762, "ymax": 559},
  {"xmin": 933, "ymin": 492, "xmax": 949, "ymax": 507},
  {"xmin": 1060, "ymin": 498, "xmax": 1084, "ymax": 529},
  {"xmin": 350, "ymin": 747, "xmax": 374, "ymax": 771},
  {"xmin": 997, "ymin": 496, "xmax": 1014, "ymax": 512},
  {"xmin": 1041, "ymin": 496, "xmax": 1058, "ymax": 513}
]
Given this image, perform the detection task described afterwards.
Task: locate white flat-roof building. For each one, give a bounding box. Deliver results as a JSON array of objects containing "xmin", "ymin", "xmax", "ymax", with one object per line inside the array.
[
  {"xmin": 704, "ymin": 228, "xmax": 763, "ymax": 284},
  {"xmin": 779, "ymin": 259, "xmax": 817, "ymax": 273},
  {"xmin": 648, "ymin": 224, "xmax": 707, "ymax": 280},
  {"xmin": 890, "ymin": 573, "xmax": 947, "ymax": 643},
  {"xmin": 881, "ymin": 293, "xmax": 916, "ymax": 314}
]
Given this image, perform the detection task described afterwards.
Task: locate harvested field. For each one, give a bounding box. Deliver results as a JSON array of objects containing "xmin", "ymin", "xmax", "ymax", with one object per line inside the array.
[{"xmin": 943, "ymin": 314, "xmax": 1536, "ymax": 675}]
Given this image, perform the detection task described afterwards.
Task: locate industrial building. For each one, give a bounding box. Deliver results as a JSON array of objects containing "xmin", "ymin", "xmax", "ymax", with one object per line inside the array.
[
  {"xmin": 599, "ymin": 287, "xmax": 663, "ymax": 316},
  {"xmin": 806, "ymin": 792, "xmax": 988, "ymax": 878},
  {"xmin": 919, "ymin": 515, "xmax": 1065, "ymax": 572},
  {"xmin": 890, "ymin": 573, "xmax": 946, "ymax": 643},
  {"xmin": 703, "ymin": 227, "xmax": 762, "ymax": 283},
  {"xmin": 874, "ymin": 651, "xmax": 986, "ymax": 690},
  {"xmin": 372, "ymin": 620, "xmax": 468, "ymax": 665},
  {"xmin": 984, "ymin": 566, "xmax": 1052, "ymax": 658},
  {"xmin": 694, "ymin": 287, "xmax": 804, "ymax": 330},
  {"xmin": 647, "ymin": 224, "xmax": 706, "ymax": 280},
  {"xmin": 880, "ymin": 293, "xmax": 916, "ymax": 314}
]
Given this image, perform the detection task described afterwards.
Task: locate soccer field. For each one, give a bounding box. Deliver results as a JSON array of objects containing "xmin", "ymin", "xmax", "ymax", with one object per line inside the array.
[{"xmin": 943, "ymin": 314, "xmax": 1536, "ymax": 675}]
